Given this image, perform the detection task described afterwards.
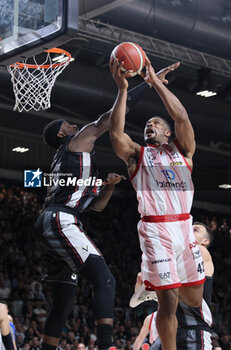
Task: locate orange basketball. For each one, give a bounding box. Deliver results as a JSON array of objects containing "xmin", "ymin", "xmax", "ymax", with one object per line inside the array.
[{"xmin": 110, "ymin": 42, "xmax": 146, "ymax": 77}]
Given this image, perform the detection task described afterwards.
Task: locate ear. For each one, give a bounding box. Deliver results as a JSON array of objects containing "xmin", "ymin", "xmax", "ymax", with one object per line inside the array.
[
  {"xmin": 57, "ymin": 131, "xmax": 65, "ymax": 138},
  {"xmin": 201, "ymin": 238, "xmax": 209, "ymax": 247},
  {"xmin": 165, "ymin": 130, "xmax": 171, "ymax": 137}
]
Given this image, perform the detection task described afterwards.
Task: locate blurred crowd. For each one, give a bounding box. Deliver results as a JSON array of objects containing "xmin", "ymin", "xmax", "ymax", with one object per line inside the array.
[{"xmin": 0, "ymin": 181, "xmax": 231, "ymax": 350}]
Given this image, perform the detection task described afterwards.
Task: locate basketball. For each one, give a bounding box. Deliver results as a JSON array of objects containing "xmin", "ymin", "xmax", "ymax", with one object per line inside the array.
[{"xmin": 110, "ymin": 42, "xmax": 146, "ymax": 77}]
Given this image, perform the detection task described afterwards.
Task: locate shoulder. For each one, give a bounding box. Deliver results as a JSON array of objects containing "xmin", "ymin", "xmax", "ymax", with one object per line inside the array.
[{"xmin": 199, "ymin": 245, "xmax": 211, "ymax": 261}]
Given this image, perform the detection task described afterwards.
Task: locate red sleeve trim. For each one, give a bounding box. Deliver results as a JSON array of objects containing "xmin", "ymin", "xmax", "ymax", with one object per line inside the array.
[
  {"xmin": 173, "ymin": 139, "xmax": 192, "ymax": 173},
  {"xmin": 130, "ymin": 146, "xmax": 144, "ymax": 181},
  {"xmin": 149, "ymin": 313, "xmax": 154, "ymax": 331}
]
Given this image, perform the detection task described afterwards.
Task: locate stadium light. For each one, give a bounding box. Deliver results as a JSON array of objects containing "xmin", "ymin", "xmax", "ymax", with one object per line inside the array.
[
  {"xmin": 196, "ymin": 90, "xmax": 217, "ymax": 97},
  {"xmin": 195, "ymin": 67, "xmax": 217, "ymax": 98},
  {"xmin": 12, "ymin": 147, "xmax": 29, "ymax": 153},
  {"xmin": 218, "ymin": 184, "xmax": 231, "ymax": 189}
]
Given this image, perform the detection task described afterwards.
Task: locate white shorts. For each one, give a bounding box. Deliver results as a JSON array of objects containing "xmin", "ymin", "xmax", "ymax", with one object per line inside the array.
[{"xmin": 138, "ymin": 216, "xmax": 205, "ymax": 290}]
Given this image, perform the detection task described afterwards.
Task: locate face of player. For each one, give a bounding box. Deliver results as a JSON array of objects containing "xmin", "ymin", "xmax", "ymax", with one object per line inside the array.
[
  {"xmin": 58, "ymin": 120, "xmax": 79, "ymax": 137},
  {"xmin": 144, "ymin": 117, "xmax": 171, "ymax": 145},
  {"xmin": 193, "ymin": 224, "xmax": 209, "ymax": 246}
]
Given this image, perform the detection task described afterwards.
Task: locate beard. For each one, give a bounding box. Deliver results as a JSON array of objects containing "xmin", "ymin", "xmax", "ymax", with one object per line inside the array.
[{"xmin": 145, "ymin": 135, "xmax": 157, "ymax": 144}]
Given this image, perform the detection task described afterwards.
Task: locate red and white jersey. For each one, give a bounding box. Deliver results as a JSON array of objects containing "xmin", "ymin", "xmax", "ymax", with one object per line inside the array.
[
  {"xmin": 149, "ymin": 312, "xmax": 158, "ymax": 344},
  {"xmin": 130, "ymin": 140, "xmax": 194, "ymax": 216}
]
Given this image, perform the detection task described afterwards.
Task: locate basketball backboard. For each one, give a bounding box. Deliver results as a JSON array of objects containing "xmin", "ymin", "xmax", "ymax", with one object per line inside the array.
[{"xmin": 0, "ymin": 0, "xmax": 78, "ymax": 68}]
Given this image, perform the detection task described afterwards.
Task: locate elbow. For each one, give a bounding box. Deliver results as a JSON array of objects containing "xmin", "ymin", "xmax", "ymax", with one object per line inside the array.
[
  {"xmin": 177, "ymin": 107, "xmax": 188, "ymax": 121},
  {"xmin": 91, "ymin": 205, "xmax": 103, "ymax": 212},
  {"xmin": 171, "ymin": 108, "xmax": 188, "ymax": 122},
  {"xmin": 109, "ymin": 130, "xmax": 121, "ymax": 141}
]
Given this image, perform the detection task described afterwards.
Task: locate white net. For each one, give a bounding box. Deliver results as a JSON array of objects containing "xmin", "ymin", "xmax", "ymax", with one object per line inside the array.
[{"xmin": 7, "ymin": 49, "xmax": 72, "ymax": 112}]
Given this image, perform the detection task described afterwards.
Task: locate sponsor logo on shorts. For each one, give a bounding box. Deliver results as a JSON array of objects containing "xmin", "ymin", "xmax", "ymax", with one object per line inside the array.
[
  {"xmin": 151, "ymin": 258, "xmax": 171, "ymax": 264},
  {"xmin": 159, "ymin": 272, "xmax": 171, "ymax": 279},
  {"xmin": 189, "ymin": 240, "xmax": 199, "ymax": 249}
]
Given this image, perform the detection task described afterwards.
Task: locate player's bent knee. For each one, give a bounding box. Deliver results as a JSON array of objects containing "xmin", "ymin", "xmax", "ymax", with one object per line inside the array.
[
  {"xmin": 157, "ymin": 288, "xmax": 178, "ymax": 316},
  {"xmin": 179, "ymin": 284, "xmax": 203, "ymax": 308},
  {"xmin": 184, "ymin": 298, "xmax": 201, "ymax": 308},
  {"xmin": 81, "ymin": 256, "xmax": 115, "ymax": 319},
  {"xmin": 82, "ymin": 255, "xmax": 116, "ymax": 292}
]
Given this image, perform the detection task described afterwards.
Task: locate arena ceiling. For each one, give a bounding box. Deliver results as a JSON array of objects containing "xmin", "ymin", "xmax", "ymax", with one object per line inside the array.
[{"xmin": 0, "ymin": 0, "xmax": 231, "ymax": 210}]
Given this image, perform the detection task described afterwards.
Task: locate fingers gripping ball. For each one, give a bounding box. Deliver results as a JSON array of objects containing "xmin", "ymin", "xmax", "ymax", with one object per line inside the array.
[{"xmin": 110, "ymin": 42, "xmax": 146, "ymax": 77}]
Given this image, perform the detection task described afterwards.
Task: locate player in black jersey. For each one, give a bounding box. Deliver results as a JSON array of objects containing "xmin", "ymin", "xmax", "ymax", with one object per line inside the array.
[
  {"xmin": 34, "ymin": 63, "xmax": 179, "ymax": 350},
  {"xmin": 132, "ymin": 222, "xmax": 214, "ymax": 350}
]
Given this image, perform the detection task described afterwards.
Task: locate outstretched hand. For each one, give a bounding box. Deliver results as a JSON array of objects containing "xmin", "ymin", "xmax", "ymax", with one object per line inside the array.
[
  {"xmin": 140, "ymin": 56, "xmax": 180, "ymax": 86},
  {"xmin": 102, "ymin": 173, "xmax": 126, "ymax": 186},
  {"xmin": 110, "ymin": 58, "xmax": 130, "ymax": 90},
  {"xmin": 156, "ymin": 61, "xmax": 180, "ymax": 85}
]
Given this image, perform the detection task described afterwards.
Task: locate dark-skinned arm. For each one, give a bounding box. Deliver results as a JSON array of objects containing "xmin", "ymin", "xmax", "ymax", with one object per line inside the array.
[
  {"xmin": 90, "ymin": 173, "xmax": 126, "ymax": 212},
  {"xmin": 109, "ymin": 59, "xmax": 141, "ymax": 165},
  {"xmin": 69, "ymin": 61, "xmax": 181, "ymax": 153},
  {"xmin": 142, "ymin": 58, "xmax": 195, "ymax": 158}
]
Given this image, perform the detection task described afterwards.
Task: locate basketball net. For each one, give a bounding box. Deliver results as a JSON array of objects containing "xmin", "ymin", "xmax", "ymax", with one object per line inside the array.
[{"xmin": 7, "ymin": 48, "xmax": 73, "ymax": 112}]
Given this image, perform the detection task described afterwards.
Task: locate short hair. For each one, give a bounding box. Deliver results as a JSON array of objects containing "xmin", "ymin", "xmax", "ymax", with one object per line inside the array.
[
  {"xmin": 193, "ymin": 221, "xmax": 213, "ymax": 247},
  {"xmin": 158, "ymin": 117, "xmax": 173, "ymax": 141},
  {"xmin": 148, "ymin": 116, "xmax": 173, "ymax": 136},
  {"xmin": 42, "ymin": 119, "xmax": 64, "ymax": 149},
  {"xmin": 159, "ymin": 117, "xmax": 172, "ymax": 133}
]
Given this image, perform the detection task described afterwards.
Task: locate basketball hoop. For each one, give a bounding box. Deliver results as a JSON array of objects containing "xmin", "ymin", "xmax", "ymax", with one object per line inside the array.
[{"xmin": 7, "ymin": 48, "xmax": 73, "ymax": 112}]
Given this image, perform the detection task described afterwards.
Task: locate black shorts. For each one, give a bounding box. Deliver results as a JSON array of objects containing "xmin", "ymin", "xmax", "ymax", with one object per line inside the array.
[
  {"xmin": 150, "ymin": 329, "xmax": 212, "ymax": 350},
  {"xmin": 176, "ymin": 328, "xmax": 212, "ymax": 350},
  {"xmin": 34, "ymin": 209, "xmax": 102, "ymax": 286}
]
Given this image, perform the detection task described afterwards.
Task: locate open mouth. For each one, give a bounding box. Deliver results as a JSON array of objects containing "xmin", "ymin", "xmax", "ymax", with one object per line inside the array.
[{"xmin": 146, "ymin": 128, "xmax": 155, "ymax": 136}]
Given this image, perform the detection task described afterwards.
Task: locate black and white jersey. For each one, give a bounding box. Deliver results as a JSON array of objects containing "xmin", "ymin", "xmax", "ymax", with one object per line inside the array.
[
  {"xmin": 45, "ymin": 137, "xmax": 99, "ymax": 214},
  {"xmin": 177, "ymin": 276, "xmax": 213, "ymax": 332}
]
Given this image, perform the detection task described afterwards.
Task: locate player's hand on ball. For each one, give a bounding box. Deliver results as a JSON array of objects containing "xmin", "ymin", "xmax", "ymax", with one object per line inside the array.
[
  {"xmin": 102, "ymin": 173, "xmax": 126, "ymax": 185},
  {"xmin": 156, "ymin": 62, "xmax": 180, "ymax": 85},
  {"xmin": 139, "ymin": 56, "xmax": 159, "ymax": 86},
  {"xmin": 110, "ymin": 58, "xmax": 130, "ymax": 90}
]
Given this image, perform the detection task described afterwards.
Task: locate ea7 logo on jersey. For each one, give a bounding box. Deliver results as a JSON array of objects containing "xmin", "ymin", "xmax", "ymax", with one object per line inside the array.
[{"xmin": 159, "ymin": 272, "xmax": 171, "ymax": 279}]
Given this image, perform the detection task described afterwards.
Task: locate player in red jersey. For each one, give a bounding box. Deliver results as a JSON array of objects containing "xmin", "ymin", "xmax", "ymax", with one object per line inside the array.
[{"xmin": 109, "ymin": 57, "xmax": 205, "ymax": 350}]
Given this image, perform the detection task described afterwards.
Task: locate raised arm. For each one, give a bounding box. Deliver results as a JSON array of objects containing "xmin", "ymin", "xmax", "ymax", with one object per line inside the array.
[
  {"xmin": 143, "ymin": 58, "xmax": 195, "ymax": 160},
  {"xmin": 90, "ymin": 173, "xmax": 126, "ymax": 212},
  {"xmin": 109, "ymin": 59, "xmax": 141, "ymax": 165},
  {"xmin": 68, "ymin": 110, "xmax": 111, "ymax": 152},
  {"xmin": 69, "ymin": 59, "xmax": 181, "ymax": 154},
  {"xmin": 133, "ymin": 314, "xmax": 152, "ymax": 350}
]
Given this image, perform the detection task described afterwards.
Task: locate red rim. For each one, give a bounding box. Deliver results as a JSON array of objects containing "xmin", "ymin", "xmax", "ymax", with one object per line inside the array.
[{"xmin": 10, "ymin": 48, "xmax": 72, "ymax": 69}]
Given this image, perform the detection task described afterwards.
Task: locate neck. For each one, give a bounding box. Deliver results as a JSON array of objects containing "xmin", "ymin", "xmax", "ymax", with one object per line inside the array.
[{"xmin": 146, "ymin": 138, "xmax": 167, "ymax": 146}]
